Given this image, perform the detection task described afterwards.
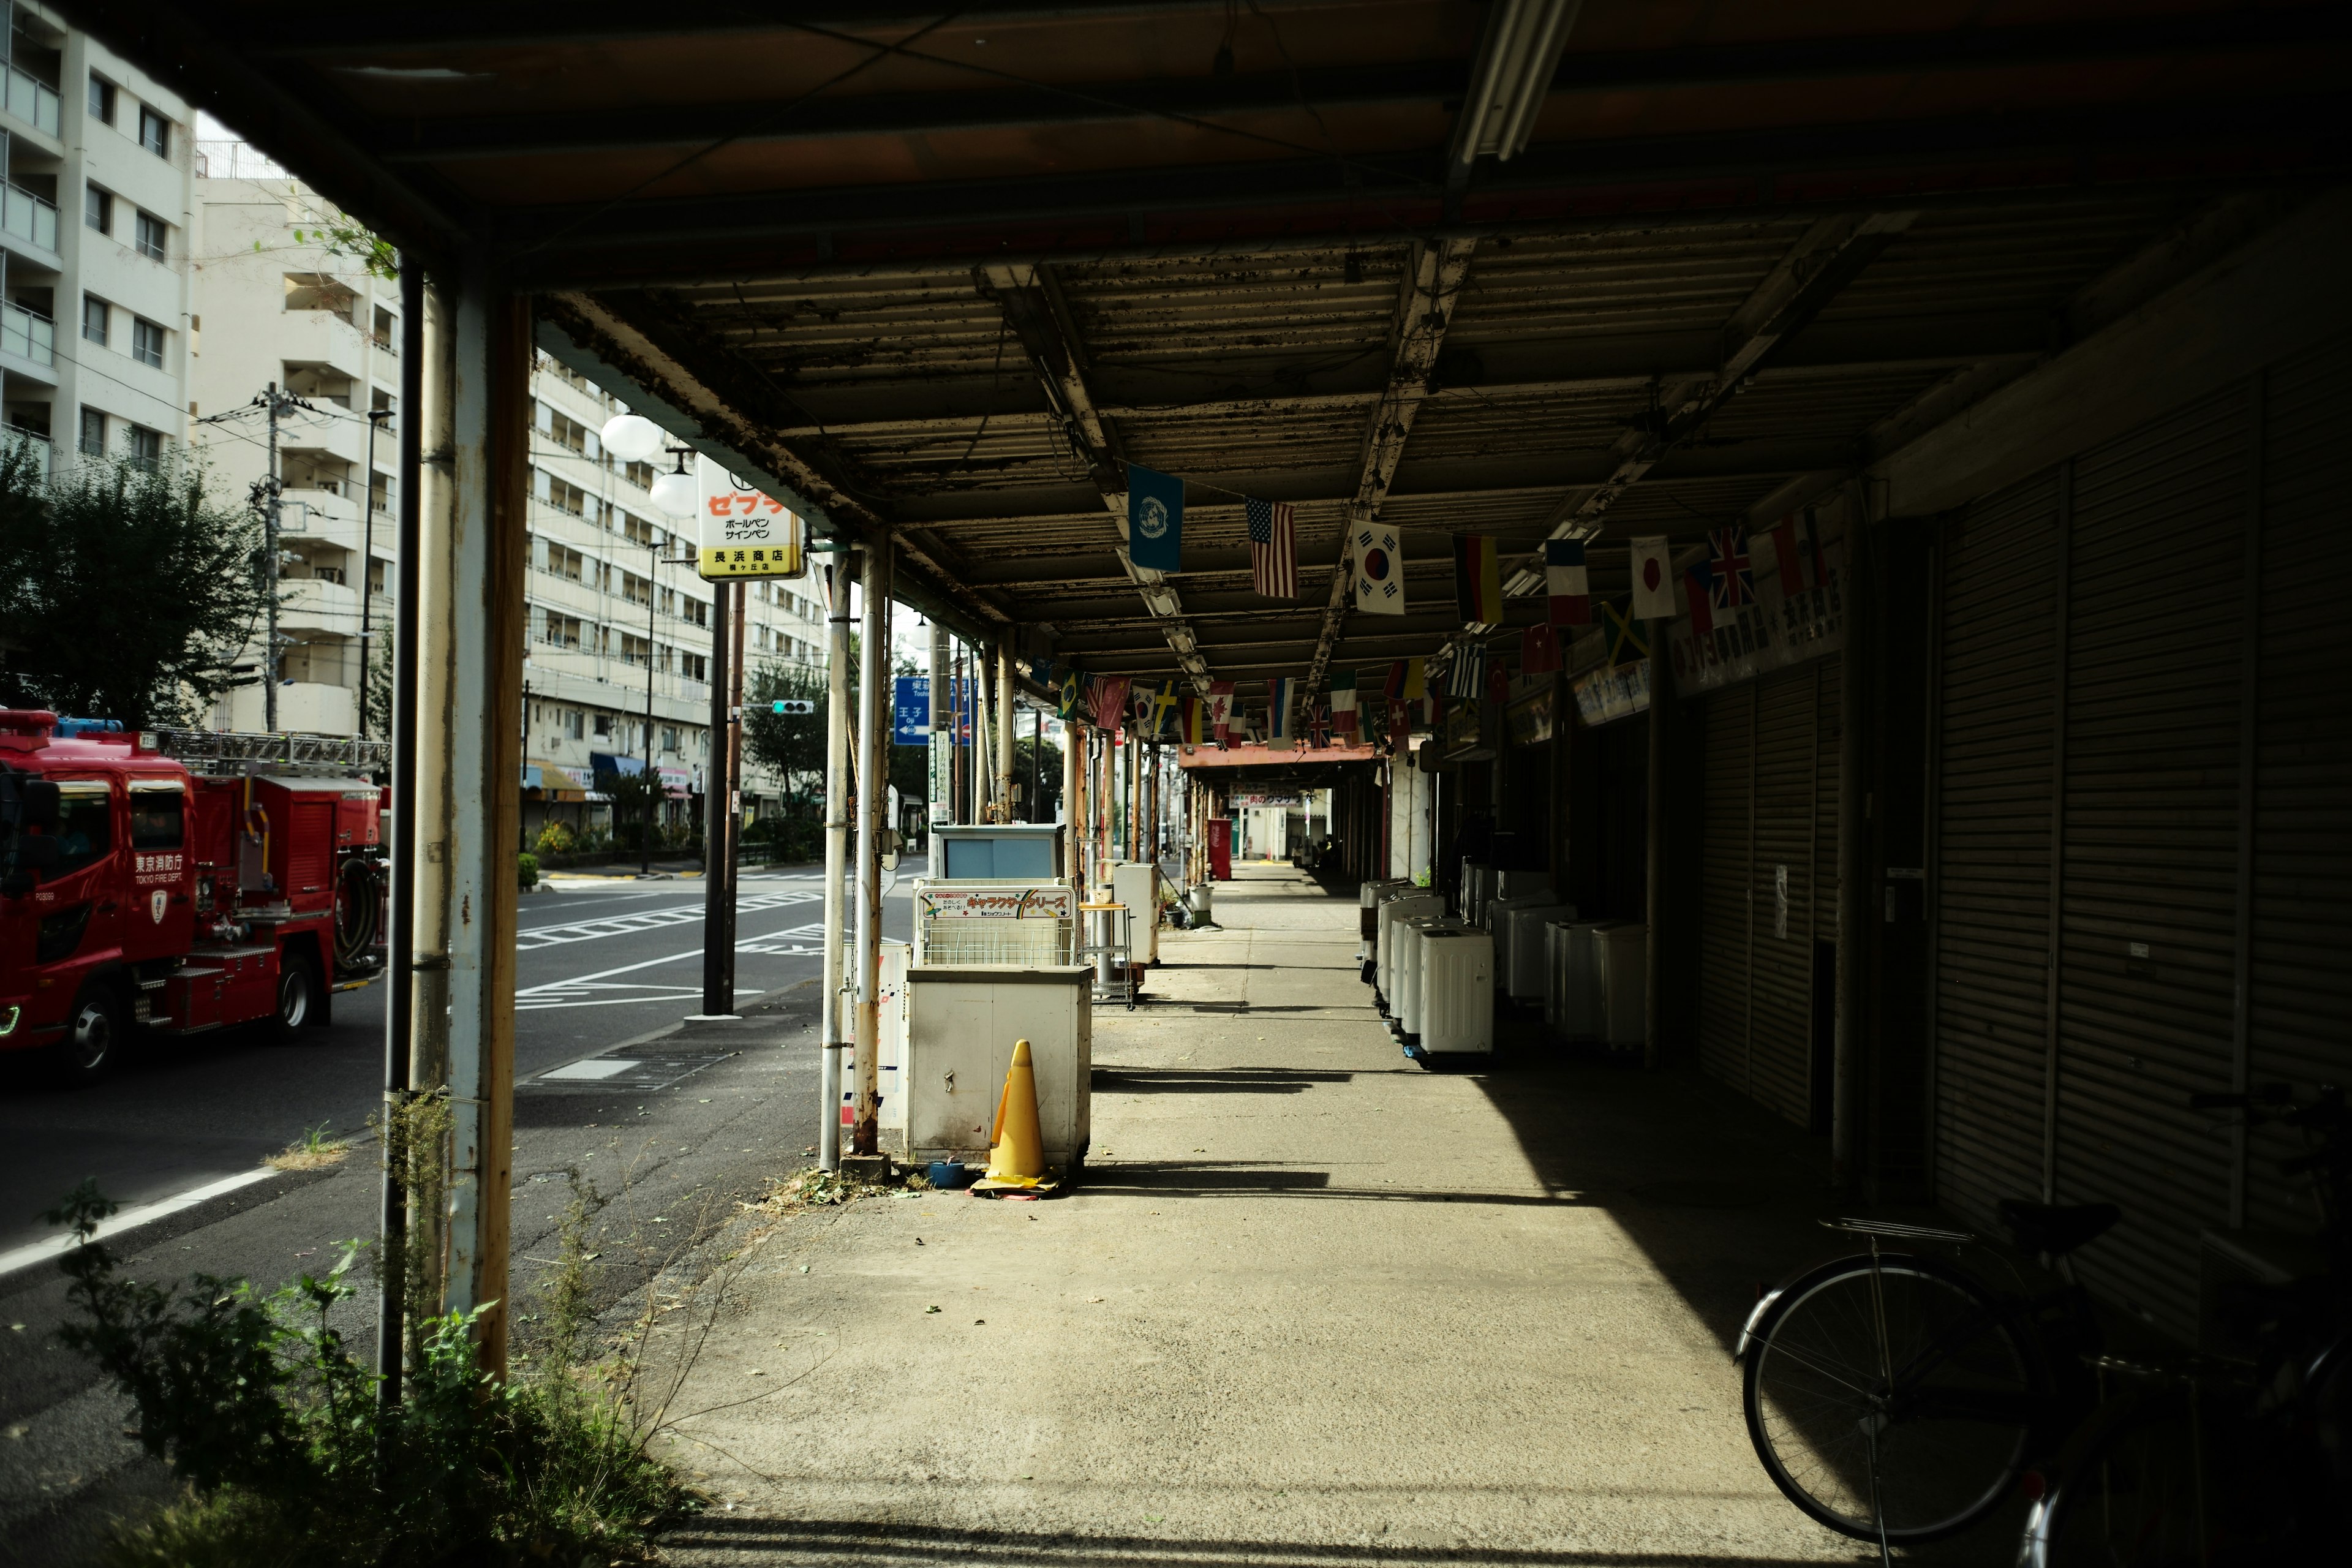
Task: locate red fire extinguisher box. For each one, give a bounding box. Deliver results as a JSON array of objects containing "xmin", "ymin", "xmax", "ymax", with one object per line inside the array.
[{"xmin": 1207, "ymin": 817, "xmax": 1233, "ymax": 881}]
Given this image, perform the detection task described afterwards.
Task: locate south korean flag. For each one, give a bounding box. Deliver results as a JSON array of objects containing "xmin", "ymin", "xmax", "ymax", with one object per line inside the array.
[{"xmin": 1351, "ymin": 522, "xmax": 1406, "ymax": 617}]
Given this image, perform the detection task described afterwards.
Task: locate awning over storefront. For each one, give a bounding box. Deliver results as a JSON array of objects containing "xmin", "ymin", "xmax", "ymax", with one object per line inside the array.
[
  {"xmin": 526, "ymin": 760, "xmax": 590, "ymax": 803},
  {"xmin": 658, "ymin": 766, "xmax": 693, "ymax": 800}
]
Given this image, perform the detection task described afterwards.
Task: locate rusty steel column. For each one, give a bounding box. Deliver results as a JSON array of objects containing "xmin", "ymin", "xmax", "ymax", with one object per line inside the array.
[
  {"xmin": 818, "ymin": 556, "xmax": 854, "ymax": 1172},
  {"xmin": 416, "ymin": 249, "xmax": 528, "ymax": 1376},
  {"xmin": 995, "ymin": 643, "xmax": 1014, "ymax": 820}
]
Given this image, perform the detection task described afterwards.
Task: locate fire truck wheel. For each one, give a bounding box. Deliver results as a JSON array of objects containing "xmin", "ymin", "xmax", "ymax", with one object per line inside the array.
[
  {"xmin": 53, "ymin": 986, "xmax": 124, "ymax": 1088},
  {"xmin": 270, "ymin": 953, "xmax": 324, "ymax": 1045}
]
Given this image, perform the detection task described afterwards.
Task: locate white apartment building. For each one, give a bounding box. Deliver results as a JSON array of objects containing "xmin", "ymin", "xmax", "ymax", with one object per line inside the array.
[
  {"xmin": 190, "ymin": 144, "xmax": 399, "ymax": 736},
  {"xmin": 188, "ymin": 151, "xmax": 828, "ymax": 841},
  {"xmin": 1, "ymin": 2, "xmax": 194, "ymax": 477},
  {"xmin": 521, "ymin": 353, "xmax": 827, "ymax": 839}
]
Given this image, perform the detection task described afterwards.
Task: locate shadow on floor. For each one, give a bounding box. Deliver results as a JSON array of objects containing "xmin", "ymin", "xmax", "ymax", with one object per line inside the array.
[
  {"xmin": 1091, "ymin": 1067, "xmax": 1355, "ymax": 1093},
  {"xmin": 658, "ymin": 1515, "xmax": 1872, "ymax": 1566}
]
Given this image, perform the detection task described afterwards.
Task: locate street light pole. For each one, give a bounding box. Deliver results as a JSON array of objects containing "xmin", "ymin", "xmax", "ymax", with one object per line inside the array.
[
  {"xmin": 356, "ymin": 406, "xmax": 392, "ymax": 739},
  {"xmin": 640, "ymin": 539, "xmax": 661, "ymax": 876}
]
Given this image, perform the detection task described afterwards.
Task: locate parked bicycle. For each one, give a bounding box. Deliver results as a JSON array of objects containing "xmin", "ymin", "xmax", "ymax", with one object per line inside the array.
[
  {"xmin": 2018, "ymin": 1084, "xmax": 2350, "ymax": 1566},
  {"xmin": 1735, "ymin": 1202, "xmax": 2114, "ymax": 1556}
]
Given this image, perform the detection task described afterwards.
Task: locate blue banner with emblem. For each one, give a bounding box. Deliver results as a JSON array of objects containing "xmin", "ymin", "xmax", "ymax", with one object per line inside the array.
[{"xmin": 1126, "ymin": 463, "xmax": 1184, "ymax": 573}]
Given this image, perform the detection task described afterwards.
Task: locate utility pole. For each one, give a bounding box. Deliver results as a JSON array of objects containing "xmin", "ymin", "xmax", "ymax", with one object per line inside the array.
[
  {"xmin": 251, "ymin": 381, "xmax": 315, "ymax": 733},
  {"xmin": 356, "ymin": 406, "xmax": 393, "ymax": 739},
  {"xmin": 698, "ymin": 581, "xmax": 734, "ymax": 1017},
  {"xmin": 640, "ymin": 543, "xmax": 660, "ymax": 875}
]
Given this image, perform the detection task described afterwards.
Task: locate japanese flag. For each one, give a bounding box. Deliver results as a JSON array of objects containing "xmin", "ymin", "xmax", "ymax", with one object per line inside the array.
[{"xmin": 1629, "ymin": 536, "xmax": 1676, "ymax": 620}]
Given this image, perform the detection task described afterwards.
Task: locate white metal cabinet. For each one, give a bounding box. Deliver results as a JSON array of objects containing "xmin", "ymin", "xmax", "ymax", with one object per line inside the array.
[
  {"xmin": 1595, "ymin": 924, "xmax": 1648, "ymax": 1050},
  {"xmin": 1375, "ymin": 891, "xmax": 1443, "ymax": 1007},
  {"xmin": 1500, "ymin": 902, "xmax": 1575, "ymax": 1001},
  {"xmin": 899, "ymin": 965, "xmax": 1093, "ymax": 1169},
  {"xmin": 1110, "ymin": 861, "xmax": 1161, "ymax": 963},
  {"xmin": 1419, "ymin": 929, "xmax": 1494, "ymax": 1055}
]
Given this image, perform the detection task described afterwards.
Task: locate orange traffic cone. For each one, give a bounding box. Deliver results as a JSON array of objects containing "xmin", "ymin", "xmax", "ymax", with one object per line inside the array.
[{"xmin": 981, "ymin": 1039, "xmax": 1046, "ymax": 1188}]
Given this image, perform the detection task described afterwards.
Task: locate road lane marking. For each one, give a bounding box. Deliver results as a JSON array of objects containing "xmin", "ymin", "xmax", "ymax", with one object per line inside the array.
[
  {"xmin": 0, "ymin": 1166, "xmax": 279, "ymax": 1280},
  {"xmin": 514, "ymin": 922, "xmax": 828, "ymax": 1011},
  {"xmin": 515, "ymin": 888, "xmax": 820, "ymax": 952}
]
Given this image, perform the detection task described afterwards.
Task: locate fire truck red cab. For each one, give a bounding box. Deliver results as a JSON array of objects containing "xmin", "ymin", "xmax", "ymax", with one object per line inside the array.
[{"xmin": 0, "ymin": 712, "xmax": 387, "ymax": 1085}]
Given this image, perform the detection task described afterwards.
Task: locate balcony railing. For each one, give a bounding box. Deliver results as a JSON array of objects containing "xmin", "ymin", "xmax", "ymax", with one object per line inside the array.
[
  {"xmin": 1, "ymin": 425, "xmax": 50, "ymax": 480},
  {"xmin": 1, "ymin": 183, "xmax": 57, "ymax": 253},
  {"xmin": 2, "ymin": 301, "xmax": 54, "ymax": 365},
  {"xmin": 5, "ymin": 68, "xmax": 58, "ymax": 137}
]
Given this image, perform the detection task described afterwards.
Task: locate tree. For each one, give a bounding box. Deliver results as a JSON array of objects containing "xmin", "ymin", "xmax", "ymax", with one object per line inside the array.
[
  {"xmin": 1011, "ymin": 729, "xmax": 1064, "ymax": 818},
  {"xmin": 0, "ymin": 448, "xmax": 269, "ymax": 728},
  {"xmin": 744, "ymin": 644, "xmax": 927, "ymax": 825},
  {"xmin": 363, "ymin": 628, "xmax": 394, "ymax": 740}
]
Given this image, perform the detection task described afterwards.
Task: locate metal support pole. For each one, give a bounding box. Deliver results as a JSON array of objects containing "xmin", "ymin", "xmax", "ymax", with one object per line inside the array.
[
  {"xmin": 1031, "ymin": 705, "xmax": 1042, "ymax": 823},
  {"xmin": 818, "ymin": 558, "xmax": 854, "ymax": 1171},
  {"xmin": 725, "ymin": 586, "xmax": 745, "ymax": 994},
  {"xmin": 699, "ymin": 581, "xmax": 734, "ymax": 1017},
  {"xmin": 995, "ymin": 644, "xmax": 1014, "ymax": 818},
  {"xmin": 929, "ymin": 620, "xmax": 949, "ymax": 848},
  {"xmin": 852, "ymin": 539, "xmax": 890, "ymax": 1154},
  {"xmin": 640, "ymin": 547, "xmax": 658, "ymax": 876},
  {"xmin": 357, "ymin": 406, "xmax": 391, "ymax": 739},
  {"xmin": 1644, "ymin": 633, "xmax": 1667, "ymax": 1071},
  {"xmin": 375, "ymin": 260, "xmax": 423, "ymax": 1403},
  {"xmin": 419, "ymin": 250, "xmax": 526, "ymax": 1376}
]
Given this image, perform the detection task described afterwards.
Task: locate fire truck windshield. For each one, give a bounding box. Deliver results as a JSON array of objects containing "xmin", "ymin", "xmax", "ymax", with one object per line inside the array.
[
  {"xmin": 51, "ymin": 782, "xmax": 111, "ymax": 872},
  {"xmin": 128, "ymin": 782, "xmax": 184, "ymax": 849}
]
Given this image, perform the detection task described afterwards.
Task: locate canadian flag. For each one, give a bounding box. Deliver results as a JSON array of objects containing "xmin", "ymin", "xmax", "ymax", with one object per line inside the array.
[{"xmin": 1629, "ymin": 536, "xmax": 1676, "ymax": 620}]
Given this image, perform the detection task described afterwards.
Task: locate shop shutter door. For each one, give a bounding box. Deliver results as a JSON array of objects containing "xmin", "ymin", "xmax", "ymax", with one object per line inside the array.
[
  {"xmin": 2056, "ymin": 386, "xmax": 2248, "ymax": 1341},
  {"xmin": 1814, "ymin": 654, "xmax": 1842, "ymax": 1121},
  {"xmin": 1698, "ymin": 685, "xmax": 1754, "ymax": 1090},
  {"xmin": 1933, "ymin": 472, "xmax": 2062, "ymax": 1236},
  {"xmin": 1749, "ymin": 664, "xmax": 1820, "ymax": 1126},
  {"xmin": 2248, "ymin": 336, "xmax": 2352, "ymax": 1235}
]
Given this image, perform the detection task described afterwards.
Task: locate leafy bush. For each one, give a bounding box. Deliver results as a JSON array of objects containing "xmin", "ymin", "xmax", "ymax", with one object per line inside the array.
[
  {"xmin": 534, "ymin": 820, "xmax": 576, "ymax": 858},
  {"xmin": 517, "ymin": 851, "xmax": 540, "ymax": 889},
  {"xmin": 45, "ymin": 1182, "xmax": 685, "ymax": 1568}
]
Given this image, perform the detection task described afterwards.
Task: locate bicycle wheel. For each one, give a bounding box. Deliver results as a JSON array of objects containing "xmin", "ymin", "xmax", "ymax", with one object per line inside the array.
[
  {"xmin": 1744, "ymin": 1252, "xmax": 2043, "ymax": 1542},
  {"xmin": 2021, "ymin": 1393, "xmax": 2206, "ymax": 1568}
]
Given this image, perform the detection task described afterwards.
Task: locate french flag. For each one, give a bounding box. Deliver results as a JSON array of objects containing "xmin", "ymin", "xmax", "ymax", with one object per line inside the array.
[{"xmin": 1545, "ymin": 538, "xmax": 1589, "ymax": 626}]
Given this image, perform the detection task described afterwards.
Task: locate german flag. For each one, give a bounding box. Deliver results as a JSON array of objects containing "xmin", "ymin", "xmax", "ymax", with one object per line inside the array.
[
  {"xmin": 1453, "ymin": 533, "xmax": 1501, "ymax": 627},
  {"xmin": 1180, "ymin": 696, "xmax": 1207, "ymax": 745}
]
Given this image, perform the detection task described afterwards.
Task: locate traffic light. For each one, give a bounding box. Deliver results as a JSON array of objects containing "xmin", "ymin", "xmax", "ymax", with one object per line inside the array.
[{"xmin": 771, "ymin": 699, "xmax": 816, "ymax": 715}]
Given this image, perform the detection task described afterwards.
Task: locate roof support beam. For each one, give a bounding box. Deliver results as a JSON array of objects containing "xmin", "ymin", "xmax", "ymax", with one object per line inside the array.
[
  {"xmin": 1306, "ymin": 235, "xmax": 1477, "ymax": 693},
  {"xmin": 1498, "ymin": 208, "xmax": 1917, "ymax": 595},
  {"xmin": 976, "ymin": 260, "xmax": 1210, "ymax": 689}
]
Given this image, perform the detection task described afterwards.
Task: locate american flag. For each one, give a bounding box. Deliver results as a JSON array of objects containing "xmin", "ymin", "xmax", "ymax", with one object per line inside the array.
[{"xmin": 1247, "ymin": 497, "xmax": 1297, "ymax": 599}]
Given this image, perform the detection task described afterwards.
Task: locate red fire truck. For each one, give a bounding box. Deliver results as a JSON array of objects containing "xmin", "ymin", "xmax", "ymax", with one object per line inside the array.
[{"xmin": 0, "ymin": 712, "xmax": 388, "ymax": 1085}]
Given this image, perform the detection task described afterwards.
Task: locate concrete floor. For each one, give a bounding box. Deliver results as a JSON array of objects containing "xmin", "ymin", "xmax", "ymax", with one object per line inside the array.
[{"xmin": 650, "ymin": 864, "xmax": 1994, "ymax": 1566}]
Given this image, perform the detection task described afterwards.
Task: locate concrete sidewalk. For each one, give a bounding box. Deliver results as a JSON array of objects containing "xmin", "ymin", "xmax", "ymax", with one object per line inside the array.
[{"xmin": 648, "ymin": 864, "xmax": 1919, "ymax": 1566}]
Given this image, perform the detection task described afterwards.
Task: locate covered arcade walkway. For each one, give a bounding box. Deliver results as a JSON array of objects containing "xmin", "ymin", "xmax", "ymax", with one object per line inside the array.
[{"xmin": 647, "ymin": 864, "xmax": 1914, "ymax": 1566}]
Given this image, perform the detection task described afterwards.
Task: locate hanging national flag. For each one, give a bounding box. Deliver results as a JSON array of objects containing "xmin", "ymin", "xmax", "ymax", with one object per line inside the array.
[
  {"xmin": 1329, "ymin": 669, "xmax": 1358, "ymax": 734},
  {"xmin": 1306, "ymin": 705, "xmax": 1332, "ymax": 749},
  {"xmin": 1770, "ymin": 511, "xmax": 1824, "ymax": 595},
  {"xmin": 1351, "ymin": 522, "xmax": 1406, "ymax": 616},
  {"xmin": 1267, "ymin": 676, "xmax": 1298, "ymax": 744},
  {"xmin": 1389, "ymin": 704, "xmax": 1410, "ymax": 745},
  {"xmin": 1629, "ymin": 536, "xmax": 1676, "ymax": 620},
  {"xmin": 1454, "ymin": 533, "xmax": 1502, "ymax": 627},
  {"xmin": 1207, "ymin": 680, "xmax": 1235, "ymax": 741},
  {"xmin": 1447, "ymin": 642, "xmax": 1486, "ymax": 701},
  {"xmin": 1523, "ymin": 622, "xmax": 1561, "ymax": 675},
  {"xmin": 1055, "ymin": 666, "xmax": 1082, "ymax": 720},
  {"xmin": 1403, "ymin": 657, "xmax": 1425, "ymax": 700},
  {"xmin": 1382, "ymin": 660, "xmax": 1406, "ymax": 700},
  {"xmin": 1599, "ymin": 602, "xmax": 1649, "ymax": 667},
  {"xmin": 1545, "ymin": 538, "xmax": 1590, "ymax": 626},
  {"xmin": 1485, "ymin": 657, "xmax": 1510, "ymax": 708},
  {"xmin": 1709, "ymin": 527, "xmax": 1754, "ymax": 610},
  {"xmin": 1126, "ymin": 463, "xmax": 1184, "ymax": 573},
  {"xmin": 1087, "ymin": 674, "xmax": 1130, "ymax": 733},
  {"xmin": 1145, "ymin": 679, "xmax": 1181, "ymax": 738},
  {"xmin": 1686, "ymin": 560, "xmax": 1717, "ymax": 637},
  {"xmin": 1246, "ymin": 497, "xmax": 1298, "ymax": 600},
  {"xmin": 1180, "ymin": 696, "xmax": 1207, "ymax": 745}
]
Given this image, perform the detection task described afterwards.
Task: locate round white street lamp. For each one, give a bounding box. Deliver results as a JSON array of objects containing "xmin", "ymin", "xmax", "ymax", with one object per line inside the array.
[
  {"xmin": 650, "ymin": 454, "xmax": 699, "ymax": 519},
  {"xmin": 599, "ymin": 412, "xmax": 666, "ymax": 466}
]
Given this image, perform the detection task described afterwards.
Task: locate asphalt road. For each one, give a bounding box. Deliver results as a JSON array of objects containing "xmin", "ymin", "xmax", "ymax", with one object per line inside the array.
[{"xmin": 0, "ymin": 864, "xmax": 912, "ymax": 1565}]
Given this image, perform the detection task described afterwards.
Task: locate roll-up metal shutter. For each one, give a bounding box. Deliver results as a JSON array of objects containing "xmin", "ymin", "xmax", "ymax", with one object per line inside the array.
[
  {"xmin": 1814, "ymin": 654, "xmax": 1842, "ymax": 1129},
  {"xmin": 1698, "ymin": 685, "xmax": 1754, "ymax": 1091},
  {"xmin": 1932, "ymin": 471, "xmax": 2063, "ymax": 1237},
  {"xmin": 1749, "ymin": 663, "xmax": 1820, "ymax": 1126},
  {"xmin": 2057, "ymin": 385, "xmax": 2247, "ymax": 1342},
  {"xmin": 2247, "ymin": 334, "xmax": 2352, "ymax": 1237}
]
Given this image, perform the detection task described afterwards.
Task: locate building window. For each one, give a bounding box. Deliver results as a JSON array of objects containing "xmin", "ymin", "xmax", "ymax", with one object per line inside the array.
[
  {"xmin": 623, "ymin": 459, "xmax": 655, "ymax": 489},
  {"xmin": 134, "ymin": 211, "xmax": 165, "ymax": 262},
  {"xmin": 563, "ymin": 708, "xmax": 584, "ymax": 741},
  {"xmin": 84, "ymin": 185, "xmax": 111, "ymax": 235},
  {"xmin": 130, "ymin": 317, "xmax": 164, "ymax": 369},
  {"xmin": 81, "ymin": 295, "xmax": 108, "ymax": 347},
  {"xmin": 77, "ymin": 408, "xmax": 105, "ymax": 456},
  {"xmin": 138, "ymin": 105, "xmax": 169, "ymax": 159},
  {"xmin": 125, "ymin": 425, "xmax": 162, "ymax": 468},
  {"xmin": 660, "ymin": 725, "xmax": 679, "ymax": 753},
  {"xmin": 541, "ymin": 611, "xmax": 584, "ymax": 650},
  {"xmin": 682, "ymin": 652, "xmax": 708, "ymax": 683},
  {"xmin": 592, "ymin": 712, "xmax": 611, "ymax": 739},
  {"xmin": 88, "ymin": 77, "xmax": 115, "ymax": 126}
]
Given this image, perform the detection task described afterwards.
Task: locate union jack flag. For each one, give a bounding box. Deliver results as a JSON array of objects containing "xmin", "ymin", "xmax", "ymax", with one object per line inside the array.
[
  {"xmin": 1306, "ymin": 704, "xmax": 1332, "ymax": 748},
  {"xmin": 1247, "ymin": 497, "xmax": 1297, "ymax": 600},
  {"xmin": 1709, "ymin": 527, "xmax": 1754, "ymax": 610}
]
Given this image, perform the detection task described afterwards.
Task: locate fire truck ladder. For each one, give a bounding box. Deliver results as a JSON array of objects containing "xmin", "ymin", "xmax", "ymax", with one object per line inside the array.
[{"xmin": 150, "ymin": 728, "xmax": 391, "ymax": 776}]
